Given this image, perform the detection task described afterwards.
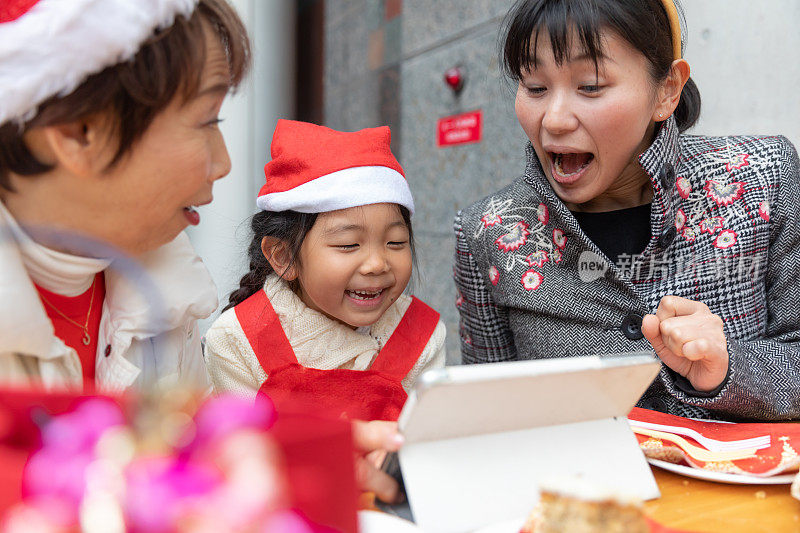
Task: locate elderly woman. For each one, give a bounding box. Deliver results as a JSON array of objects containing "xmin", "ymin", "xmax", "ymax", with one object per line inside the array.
[
  {"xmin": 0, "ymin": 1, "xmax": 403, "ymax": 502},
  {"xmin": 0, "ymin": 0, "xmax": 249, "ymax": 391},
  {"xmin": 454, "ymin": 0, "xmax": 800, "ymax": 421}
]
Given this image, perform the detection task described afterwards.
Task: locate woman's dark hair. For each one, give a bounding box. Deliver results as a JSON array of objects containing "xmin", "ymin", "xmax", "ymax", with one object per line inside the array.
[
  {"xmin": 501, "ymin": 0, "xmax": 701, "ymax": 132},
  {"xmin": 0, "ymin": 0, "xmax": 250, "ymax": 192},
  {"xmin": 223, "ymin": 205, "xmax": 416, "ymax": 312}
]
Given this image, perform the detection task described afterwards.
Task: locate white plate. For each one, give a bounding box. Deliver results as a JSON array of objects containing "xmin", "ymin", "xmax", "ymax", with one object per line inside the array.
[
  {"xmin": 648, "ymin": 458, "xmax": 796, "ymax": 484},
  {"xmin": 358, "ymin": 510, "xmax": 422, "ymax": 532},
  {"xmin": 472, "ymin": 518, "xmax": 526, "ymax": 533}
]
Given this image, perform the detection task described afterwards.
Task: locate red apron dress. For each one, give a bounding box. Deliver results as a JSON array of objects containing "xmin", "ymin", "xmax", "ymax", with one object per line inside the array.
[{"xmin": 234, "ymin": 290, "xmax": 440, "ymax": 421}]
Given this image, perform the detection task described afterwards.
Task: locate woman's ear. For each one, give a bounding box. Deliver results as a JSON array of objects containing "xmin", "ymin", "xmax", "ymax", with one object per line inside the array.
[
  {"xmin": 653, "ymin": 59, "xmax": 691, "ymax": 121},
  {"xmin": 261, "ymin": 236, "xmax": 298, "ymax": 281},
  {"xmin": 35, "ymin": 114, "xmax": 114, "ymax": 178}
]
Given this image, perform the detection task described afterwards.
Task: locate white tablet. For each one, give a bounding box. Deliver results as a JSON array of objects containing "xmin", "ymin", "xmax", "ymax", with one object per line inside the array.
[{"xmin": 398, "ymin": 351, "xmax": 661, "ymax": 444}]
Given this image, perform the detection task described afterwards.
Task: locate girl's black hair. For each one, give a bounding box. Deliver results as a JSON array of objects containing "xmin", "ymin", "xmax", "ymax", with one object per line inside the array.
[
  {"xmin": 501, "ymin": 0, "xmax": 701, "ymax": 132},
  {"xmin": 223, "ymin": 205, "xmax": 415, "ymax": 312}
]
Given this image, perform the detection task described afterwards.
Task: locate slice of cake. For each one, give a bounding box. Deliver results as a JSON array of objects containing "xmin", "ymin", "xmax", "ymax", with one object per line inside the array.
[{"xmin": 520, "ymin": 477, "xmax": 649, "ymax": 533}]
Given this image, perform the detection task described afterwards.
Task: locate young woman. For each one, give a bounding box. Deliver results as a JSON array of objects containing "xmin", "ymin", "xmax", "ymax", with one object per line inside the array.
[
  {"xmin": 454, "ymin": 0, "xmax": 800, "ymax": 421},
  {"xmin": 0, "ymin": 0, "xmax": 250, "ymax": 391}
]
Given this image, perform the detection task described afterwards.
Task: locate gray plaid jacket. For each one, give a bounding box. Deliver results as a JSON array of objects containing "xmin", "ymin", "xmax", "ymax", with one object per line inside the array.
[{"xmin": 453, "ymin": 117, "xmax": 800, "ymax": 421}]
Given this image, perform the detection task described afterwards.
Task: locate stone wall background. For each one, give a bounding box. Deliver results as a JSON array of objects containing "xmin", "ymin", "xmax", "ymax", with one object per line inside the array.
[{"xmin": 323, "ymin": 0, "xmax": 800, "ymax": 364}]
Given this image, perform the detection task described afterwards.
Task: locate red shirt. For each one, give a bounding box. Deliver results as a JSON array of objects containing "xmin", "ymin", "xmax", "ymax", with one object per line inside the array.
[{"xmin": 34, "ymin": 272, "xmax": 106, "ymax": 382}]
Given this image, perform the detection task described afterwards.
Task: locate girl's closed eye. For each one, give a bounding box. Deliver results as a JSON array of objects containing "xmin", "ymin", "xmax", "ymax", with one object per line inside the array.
[
  {"xmin": 579, "ymin": 84, "xmax": 604, "ymax": 95},
  {"xmin": 335, "ymin": 243, "xmax": 359, "ymax": 250},
  {"xmin": 524, "ymin": 85, "xmax": 546, "ymax": 96},
  {"xmin": 388, "ymin": 240, "xmax": 408, "ymax": 247},
  {"xmin": 204, "ymin": 117, "xmax": 224, "ymax": 127}
]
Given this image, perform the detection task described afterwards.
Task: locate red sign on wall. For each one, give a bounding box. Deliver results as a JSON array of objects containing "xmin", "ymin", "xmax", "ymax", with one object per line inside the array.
[{"xmin": 437, "ymin": 110, "xmax": 482, "ymax": 147}]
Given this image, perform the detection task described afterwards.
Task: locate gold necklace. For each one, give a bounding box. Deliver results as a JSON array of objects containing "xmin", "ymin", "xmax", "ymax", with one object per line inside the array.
[{"xmin": 38, "ymin": 276, "xmax": 98, "ymax": 346}]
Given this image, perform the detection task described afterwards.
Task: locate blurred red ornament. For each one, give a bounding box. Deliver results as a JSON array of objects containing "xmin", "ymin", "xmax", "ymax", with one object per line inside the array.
[{"xmin": 444, "ymin": 66, "xmax": 465, "ymax": 93}]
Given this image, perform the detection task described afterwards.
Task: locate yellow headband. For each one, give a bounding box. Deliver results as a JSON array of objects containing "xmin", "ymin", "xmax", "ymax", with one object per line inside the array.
[{"xmin": 660, "ymin": 0, "xmax": 682, "ymax": 60}]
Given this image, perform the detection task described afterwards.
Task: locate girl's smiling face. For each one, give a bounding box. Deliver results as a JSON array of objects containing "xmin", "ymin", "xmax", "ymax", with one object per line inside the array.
[
  {"xmin": 294, "ymin": 203, "xmax": 412, "ymax": 328},
  {"xmin": 515, "ymin": 29, "xmax": 662, "ymax": 212}
]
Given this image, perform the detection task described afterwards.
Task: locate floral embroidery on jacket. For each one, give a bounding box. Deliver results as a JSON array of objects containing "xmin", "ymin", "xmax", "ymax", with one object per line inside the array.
[
  {"xmin": 488, "ymin": 266, "xmax": 500, "ymax": 286},
  {"xmin": 473, "ymin": 197, "xmax": 567, "ymax": 290},
  {"xmin": 675, "ymin": 209, "xmax": 687, "ymax": 231},
  {"xmin": 699, "ymin": 217, "xmax": 725, "ymax": 235},
  {"xmin": 537, "ymin": 203, "xmax": 549, "ymax": 225},
  {"xmin": 673, "ymin": 143, "xmax": 765, "ymax": 248},
  {"xmin": 495, "ymin": 221, "xmax": 530, "ymax": 252},
  {"xmin": 521, "ymin": 269, "xmax": 543, "ymax": 291},
  {"xmin": 725, "ymin": 153, "xmax": 750, "ymax": 172},
  {"xmin": 526, "ymin": 250, "xmax": 548, "ymax": 268},
  {"xmin": 704, "ymin": 180, "xmax": 744, "ymax": 206},
  {"xmin": 759, "ymin": 201, "xmax": 770, "ymax": 222},
  {"xmin": 713, "ymin": 229, "xmax": 738, "ymax": 250},
  {"xmin": 481, "ymin": 213, "xmax": 502, "ymax": 227}
]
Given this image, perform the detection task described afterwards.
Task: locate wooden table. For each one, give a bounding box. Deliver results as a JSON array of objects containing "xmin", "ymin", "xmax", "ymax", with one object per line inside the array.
[
  {"xmin": 364, "ymin": 466, "xmax": 800, "ymax": 532},
  {"xmin": 645, "ymin": 466, "xmax": 800, "ymax": 532}
]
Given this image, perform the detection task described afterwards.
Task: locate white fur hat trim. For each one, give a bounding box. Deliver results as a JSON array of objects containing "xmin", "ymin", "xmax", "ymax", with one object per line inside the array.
[{"xmin": 0, "ymin": 0, "xmax": 199, "ymax": 126}]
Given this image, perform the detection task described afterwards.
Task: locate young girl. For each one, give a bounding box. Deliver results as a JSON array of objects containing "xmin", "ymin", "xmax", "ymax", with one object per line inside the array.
[{"xmin": 204, "ymin": 119, "xmax": 446, "ymax": 421}]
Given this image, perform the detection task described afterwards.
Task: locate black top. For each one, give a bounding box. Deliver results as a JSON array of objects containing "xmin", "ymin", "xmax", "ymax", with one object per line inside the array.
[{"xmin": 572, "ymin": 203, "xmax": 652, "ymax": 265}]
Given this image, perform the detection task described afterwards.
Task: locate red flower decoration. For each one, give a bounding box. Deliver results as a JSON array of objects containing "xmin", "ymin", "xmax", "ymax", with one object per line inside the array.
[
  {"xmin": 495, "ymin": 221, "xmax": 530, "ymax": 252},
  {"xmin": 521, "ymin": 269, "xmax": 543, "ymax": 291},
  {"xmin": 526, "ymin": 250, "xmax": 549, "ymax": 268},
  {"xmin": 704, "ymin": 180, "xmax": 744, "ymax": 206},
  {"xmin": 725, "ymin": 153, "xmax": 750, "ymax": 172},
  {"xmin": 676, "ymin": 177, "xmax": 692, "ymax": 199},
  {"xmin": 481, "ymin": 213, "xmax": 502, "ymax": 227},
  {"xmin": 537, "ymin": 203, "xmax": 549, "ymax": 225},
  {"xmin": 675, "ymin": 209, "xmax": 686, "ymax": 231},
  {"xmin": 552, "ymin": 228, "xmax": 567, "ymax": 249},
  {"xmin": 713, "ymin": 229, "xmax": 738, "ymax": 250},
  {"xmin": 758, "ymin": 201, "xmax": 770, "ymax": 222},
  {"xmin": 552, "ymin": 249, "xmax": 563, "ymax": 263},
  {"xmin": 699, "ymin": 217, "xmax": 725, "ymax": 235},
  {"xmin": 488, "ymin": 266, "xmax": 500, "ymax": 286},
  {"xmin": 682, "ymin": 227, "xmax": 697, "ymax": 243}
]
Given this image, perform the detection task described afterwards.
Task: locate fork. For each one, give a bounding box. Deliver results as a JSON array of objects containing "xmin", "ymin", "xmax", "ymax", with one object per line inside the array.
[
  {"xmin": 633, "ymin": 427, "xmax": 759, "ymax": 462},
  {"xmin": 629, "ymin": 420, "xmax": 770, "ymax": 452}
]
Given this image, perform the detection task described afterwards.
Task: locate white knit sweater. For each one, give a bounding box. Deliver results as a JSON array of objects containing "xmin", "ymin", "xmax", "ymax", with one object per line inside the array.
[{"xmin": 203, "ymin": 275, "xmax": 446, "ymax": 401}]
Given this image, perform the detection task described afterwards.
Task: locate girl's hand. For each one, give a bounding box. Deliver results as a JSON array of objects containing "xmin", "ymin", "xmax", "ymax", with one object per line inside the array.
[
  {"xmin": 641, "ymin": 295, "xmax": 729, "ymax": 393},
  {"xmin": 352, "ymin": 420, "xmax": 405, "ymax": 504}
]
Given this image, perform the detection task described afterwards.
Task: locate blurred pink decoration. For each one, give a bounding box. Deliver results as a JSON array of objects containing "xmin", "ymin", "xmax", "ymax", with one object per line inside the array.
[
  {"xmin": 12, "ymin": 393, "xmax": 333, "ymax": 532},
  {"xmin": 22, "ymin": 398, "xmax": 124, "ymax": 522}
]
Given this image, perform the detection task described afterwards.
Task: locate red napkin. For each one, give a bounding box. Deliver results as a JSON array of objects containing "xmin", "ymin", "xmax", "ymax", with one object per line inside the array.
[{"xmin": 629, "ymin": 407, "xmax": 800, "ymax": 476}]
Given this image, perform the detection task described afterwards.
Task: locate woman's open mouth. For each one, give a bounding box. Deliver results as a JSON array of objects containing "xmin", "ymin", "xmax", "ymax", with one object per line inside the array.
[
  {"xmin": 550, "ymin": 152, "xmax": 594, "ymax": 184},
  {"xmin": 183, "ymin": 206, "xmax": 200, "ymax": 225}
]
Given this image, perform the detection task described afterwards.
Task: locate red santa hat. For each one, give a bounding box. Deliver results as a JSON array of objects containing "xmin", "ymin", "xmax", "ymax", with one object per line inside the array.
[
  {"xmin": 257, "ymin": 120, "xmax": 415, "ymax": 215},
  {"xmin": 0, "ymin": 0, "xmax": 199, "ymax": 126}
]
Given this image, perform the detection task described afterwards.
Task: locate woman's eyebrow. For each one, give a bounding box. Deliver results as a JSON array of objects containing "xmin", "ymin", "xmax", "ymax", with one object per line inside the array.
[
  {"xmin": 197, "ymin": 82, "xmax": 231, "ymax": 97},
  {"xmin": 570, "ymin": 51, "xmax": 613, "ymax": 65}
]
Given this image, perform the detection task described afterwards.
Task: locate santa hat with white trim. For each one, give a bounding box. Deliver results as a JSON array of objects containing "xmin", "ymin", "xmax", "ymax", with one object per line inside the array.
[
  {"xmin": 0, "ymin": 0, "xmax": 199, "ymax": 126},
  {"xmin": 257, "ymin": 120, "xmax": 415, "ymax": 215}
]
